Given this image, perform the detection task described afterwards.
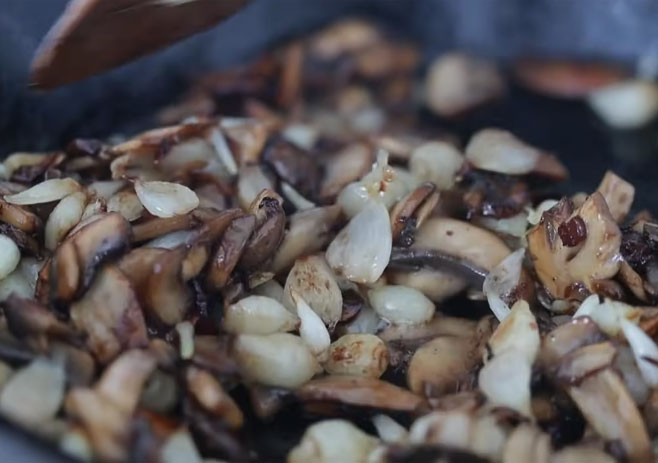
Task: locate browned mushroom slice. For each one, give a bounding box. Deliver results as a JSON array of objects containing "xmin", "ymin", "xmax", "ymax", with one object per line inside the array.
[
  {"xmin": 465, "ymin": 129, "xmax": 568, "ymax": 180},
  {"xmin": 143, "ymin": 247, "xmax": 191, "ymax": 326},
  {"xmin": 262, "ymin": 138, "xmax": 320, "ymax": 197},
  {"xmin": 239, "ymin": 189, "xmax": 286, "ymax": 270},
  {"xmin": 596, "ymin": 171, "xmax": 634, "ymax": 223},
  {"xmin": 34, "ymin": 257, "xmax": 51, "ymax": 304},
  {"xmin": 527, "ymin": 192, "xmax": 621, "ymax": 299},
  {"xmin": 383, "ymin": 444, "xmax": 491, "ymax": 463},
  {"xmin": 540, "ymin": 316, "xmax": 607, "ymax": 368},
  {"xmin": 271, "ymin": 205, "xmax": 341, "ymax": 274},
  {"xmin": 221, "ymin": 117, "xmax": 269, "ymax": 166},
  {"xmin": 553, "ymin": 342, "xmax": 617, "ymax": 386},
  {"xmin": 2, "ymin": 295, "xmax": 76, "ymax": 346},
  {"xmin": 0, "ymin": 222, "xmax": 40, "ymax": 256},
  {"xmin": 51, "ymin": 212, "xmax": 131, "ymax": 305},
  {"xmin": 70, "ymin": 266, "xmax": 147, "ymax": 363},
  {"xmin": 0, "ymin": 198, "xmax": 42, "ymax": 233},
  {"xmin": 192, "ymin": 335, "xmax": 239, "ymax": 377},
  {"xmin": 390, "ymin": 183, "xmax": 439, "ymax": 247},
  {"xmin": 132, "ymin": 214, "xmax": 196, "ymax": 242},
  {"xmin": 566, "ymin": 368, "xmax": 651, "ymax": 463},
  {"xmin": 207, "ymin": 214, "xmax": 256, "ymax": 289},
  {"xmin": 185, "ymin": 366, "xmax": 243, "ymax": 429},
  {"xmin": 297, "ymin": 375, "xmax": 426, "ymax": 413},
  {"xmin": 117, "ymin": 247, "xmax": 168, "ymax": 297},
  {"xmin": 407, "ymin": 335, "xmax": 481, "ymax": 397},
  {"xmin": 618, "ymin": 261, "xmax": 649, "ymax": 302},
  {"xmin": 502, "ymin": 424, "xmax": 551, "ymax": 463}
]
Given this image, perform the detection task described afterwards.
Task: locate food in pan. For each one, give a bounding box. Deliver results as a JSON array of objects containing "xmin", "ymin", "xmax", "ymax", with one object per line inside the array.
[{"xmin": 1, "ymin": 19, "xmax": 658, "ymax": 463}]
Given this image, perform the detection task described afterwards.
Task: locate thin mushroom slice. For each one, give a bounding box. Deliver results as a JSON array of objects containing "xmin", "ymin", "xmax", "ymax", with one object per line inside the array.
[
  {"xmin": 51, "ymin": 212, "xmax": 131, "ymax": 306},
  {"xmin": 143, "ymin": 247, "xmax": 191, "ymax": 326},
  {"xmin": 185, "ymin": 366, "xmax": 243, "ymax": 429},
  {"xmin": 319, "ymin": 142, "xmax": 372, "ymax": 200},
  {"xmin": 596, "ymin": 170, "xmax": 634, "ymax": 223},
  {"xmin": 297, "ymin": 375, "xmax": 426, "ymax": 413},
  {"xmin": 207, "ymin": 214, "xmax": 255, "ymax": 290},
  {"xmin": 390, "ymin": 182, "xmax": 439, "ymax": 247},
  {"xmin": 527, "ymin": 192, "xmax": 621, "ymax": 299},
  {"xmin": 70, "ymin": 266, "xmax": 148, "ymax": 363},
  {"xmin": 0, "ymin": 198, "xmax": 42, "ymax": 233},
  {"xmin": 132, "ymin": 213, "xmax": 196, "ymax": 242},
  {"xmin": 239, "ymin": 189, "xmax": 285, "ymax": 270}
]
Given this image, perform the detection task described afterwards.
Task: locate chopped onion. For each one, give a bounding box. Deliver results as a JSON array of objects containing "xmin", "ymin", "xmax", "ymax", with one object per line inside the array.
[
  {"xmin": 488, "ymin": 300, "xmax": 540, "ymax": 363},
  {"xmin": 107, "ymin": 191, "xmax": 144, "ymax": 222},
  {"xmin": 223, "ymin": 295, "xmax": 298, "ymax": 335},
  {"xmin": 4, "ymin": 178, "xmax": 81, "ymax": 205},
  {"xmin": 134, "ymin": 181, "xmax": 199, "ymax": 218},
  {"xmin": 0, "ymin": 358, "xmax": 65, "ymax": 426},
  {"xmin": 368, "ymin": 285, "xmax": 435, "ymax": 324},
  {"xmin": 0, "ymin": 235, "xmax": 20, "ymax": 280},
  {"xmin": 465, "ymin": 129, "xmax": 539, "ymax": 175},
  {"xmin": 587, "ymin": 80, "xmax": 658, "ymax": 129},
  {"xmin": 145, "ymin": 230, "xmax": 195, "ymax": 249},
  {"xmin": 409, "ymin": 141, "xmax": 464, "ymax": 190},
  {"xmin": 372, "ymin": 414, "xmax": 408, "ymax": 443},
  {"xmin": 44, "ymin": 192, "xmax": 87, "ymax": 250},
  {"xmin": 621, "ymin": 319, "xmax": 658, "ymax": 387},
  {"xmin": 293, "ymin": 291, "xmax": 331, "ymax": 361},
  {"xmin": 88, "ymin": 180, "xmax": 126, "ymax": 200},
  {"xmin": 479, "ymin": 349, "xmax": 533, "ymax": 417},
  {"xmin": 574, "ymin": 295, "xmax": 641, "ymax": 337},
  {"xmin": 175, "ymin": 321, "xmax": 195, "ymax": 360},
  {"xmin": 209, "ymin": 128, "xmax": 238, "ymax": 176},
  {"xmin": 325, "ymin": 202, "xmax": 391, "ymax": 284},
  {"xmin": 483, "ymin": 248, "xmax": 525, "ymax": 321}
]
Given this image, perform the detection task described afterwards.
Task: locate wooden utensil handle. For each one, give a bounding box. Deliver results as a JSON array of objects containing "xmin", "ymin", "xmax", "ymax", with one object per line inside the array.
[{"xmin": 31, "ymin": 0, "xmax": 250, "ymax": 90}]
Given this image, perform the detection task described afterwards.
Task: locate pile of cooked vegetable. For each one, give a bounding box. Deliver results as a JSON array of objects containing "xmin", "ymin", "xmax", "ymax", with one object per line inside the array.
[{"xmin": 1, "ymin": 18, "xmax": 658, "ymax": 463}]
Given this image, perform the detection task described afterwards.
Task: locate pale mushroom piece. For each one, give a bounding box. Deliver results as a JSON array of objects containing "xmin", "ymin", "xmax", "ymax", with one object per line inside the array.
[
  {"xmin": 325, "ymin": 334, "xmax": 389, "ymax": 378},
  {"xmin": 502, "ymin": 425, "xmax": 551, "ymax": 463},
  {"xmin": 527, "ymin": 193, "xmax": 621, "ymax": 299},
  {"xmin": 596, "ymin": 170, "xmax": 634, "ymax": 223},
  {"xmin": 409, "ymin": 141, "xmax": 464, "ymax": 190},
  {"xmin": 0, "ymin": 198, "xmax": 43, "ymax": 233}
]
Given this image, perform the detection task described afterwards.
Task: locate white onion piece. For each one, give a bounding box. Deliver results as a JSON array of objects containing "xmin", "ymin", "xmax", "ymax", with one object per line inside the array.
[
  {"xmin": 209, "ymin": 128, "xmax": 238, "ymax": 176},
  {"xmin": 234, "ymin": 333, "xmax": 319, "ymax": 388},
  {"xmin": 175, "ymin": 321, "xmax": 195, "ymax": 360},
  {"xmin": 338, "ymin": 151, "xmax": 409, "ymax": 218},
  {"xmin": 465, "ymin": 129, "xmax": 539, "ymax": 175},
  {"xmin": 479, "ymin": 349, "xmax": 533, "ymax": 417},
  {"xmin": 325, "ymin": 202, "xmax": 391, "ymax": 284},
  {"xmin": 251, "ymin": 279, "xmax": 285, "ymax": 303},
  {"xmin": 107, "ymin": 191, "xmax": 144, "ymax": 222},
  {"xmin": 574, "ymin": 295, "xmax": 641, "ymax": 337},
  {"xmin": 483, "ymin": 248, "xmax": 525, "ymax": 321},
  {"xmin": 88, "ymin": 180, "xmax": 126, "ymax": 200},
  {"xmin": 409, "ymin": 141, "xmax": 464, "ymax": 190},
  {"xmin": 237, "ymin": 166, "xmax": 274, "ymax": 210},
  {"xmin": 161, "ymin": 430, "xmax": 202, "ymax": 463},
  {"xmin": 281, "ymin": 182, "xmax": 315, "ymax": 211},
  {"xmin": 526, "ymin": 199, "xmax": 559, "ymax": 225},
  {"xmin": 342, "ymin": 306, "xmax": 385, "ymax": 335},
  {"xmin": 0, "ymin": 235, "xmax": 20, "ymax": 280},
  {"xmin": 587, "ymin": 80, "xmax": 658, "ymax": 129},
  {"xmin": 44, "ymin": 192, "xmax": 87, "ymax": 250},
  {"xmin": 4, "ymin": 178, "xmax": 81, "ymax": 205},
  {"xmin": 145, "ymin": 230, "xmax": 196, "ymax": 249},
  {"xmin": 0, "ymin": 263, "xmax": 34, "ymax": 301},
  {"xmin": 0, "ymin": 358, "xmax": 65, "ymax": 426},
  {"xmin": 59, "ymin": 430, "xmax": 93, "ymax": 462},
  {"xmin": 224, "ymin": 295, "xmax": 298, "ymax": 335},
  {"xmin": 283, "ymin": 124, "xmax": 319, "ymax": 150},
  {"xmin": 293, "ymin": 291, "xmax": 331, "ymax": 361},
  {"xmin": 621, "ymin": 319, "xmax": 658, "ymax": 387},
  {"xmin": 288, "ymin": 419, "xmax": 379, "ymax": 463},
  {"xmin": 134, "ymin": 181, "xmax": 199, "ymax": 218},
  {"xmin": 372, "ymin": 414, "xmax": 408, "ymax": 443},
  {"xmin": 476, "ymin": 213, "xmax": 528, "ymax": 238},
  {"xmin": 488, "ymin": 300, "xmax": 540, "ymax": 362},
  {"xmin": 3, "ymin": 153, "xmax": 47, "ymax": 176},
  {"xmin": 368, "ymin": 285, "xmax": 435, "ymax": 324}
]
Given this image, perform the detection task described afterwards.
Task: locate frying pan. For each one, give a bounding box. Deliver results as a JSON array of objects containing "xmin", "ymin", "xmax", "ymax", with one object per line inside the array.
[{"xmin": 1, "ymin": 0, "xmax": 658, "ymax": 460}]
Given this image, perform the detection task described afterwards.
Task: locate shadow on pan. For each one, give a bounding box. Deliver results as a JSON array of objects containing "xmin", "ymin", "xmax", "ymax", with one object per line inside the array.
[{"xmin": 1, "ymin": 0, "xmax": 658, "ymax": 461}]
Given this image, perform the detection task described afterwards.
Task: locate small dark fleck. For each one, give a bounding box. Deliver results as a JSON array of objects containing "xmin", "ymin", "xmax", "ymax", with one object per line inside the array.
[{"xmin": 558, "ymin": 216, "xmax": 587, "ymax": 247}]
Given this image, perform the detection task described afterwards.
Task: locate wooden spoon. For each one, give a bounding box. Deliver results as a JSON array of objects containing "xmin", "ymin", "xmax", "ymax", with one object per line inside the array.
[{"xmin": 30, "ymin": 0, "xmax": 249, "ymax": 90}]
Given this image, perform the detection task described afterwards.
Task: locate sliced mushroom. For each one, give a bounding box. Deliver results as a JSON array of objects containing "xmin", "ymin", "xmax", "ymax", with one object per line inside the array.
[
  {"xmin": 70, "ymin": 266, "xmax": 148, "ymax": 363},
  {"xmin": 185, "ymin": 366, "xmax": 243, "ymax": 429},
  {"xmin": 413, "ymin": 217, "xmax": 511, "ymax": 272},
  {"xmin": 541, "ymin": 316, "xmax": 607, "ymax": 368},
  {"xmin": 551, "ymin": 446, "xmax": 616, "ymax": 463},
  {"xmin": 271, "ymin": 205, "xmax": 341, "ymax": 274},
  {"xmin": 566, "ymin": 368, "xmax": 651, "ymax": 463},
  {"xmin": 297, "ymin": 375, "xmax": 425, "ymax": 413},
  {"xmin": 206, "ymin": 214, "xmax": 255, "ymax": 289},
  {"xmin": 239, "ymin": 189, "xmax": 285, "ymax": 270},
  {"xmin": 221, "ymin": 117, "xmax": 268, "ymax": 166},
  {"xmin": 143, "ymin": 247, "xmax": 191, "ymax": 326},
  {"xmin": 132, "ymin": 214, "xmax": 196, "ymax": 242},
  {"xmin": 0, "ymin": 198, "xmax": 42, "ymax": 233},
  {"xmin": 51, "ymin": 213, "xmax": 131, "ymax": 305},
  {"xmin": 502, "ymin": 425, "xmax": 551, "ymax": 463},
  {"xmin": 553, "ymin": 342, "xmax": 617, "ymax": 386},
  {"xmin": 2, "ymin": 295, "xmax": 76, "ymax": 346},
  {"xmin": 390, "ymin": 183, "xmax": 439, "ymax": 247},
  {"xmin": 596, "ymin": 171, "xmax": 634, "ymax": 223},
  {"xmin": 283, "ymin": 255, "xmax": 342, "ymax": 328},
  {"xmin": 465, "ymin": 128, "xmax": 568, "ymax": 180},
  {"xmin": 106, "ymin": 190, "xmax": 144, "ymax": 222},
  {"xmin": 527, "ymin": 193, "xmax": 621, "ymax": 299}
]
